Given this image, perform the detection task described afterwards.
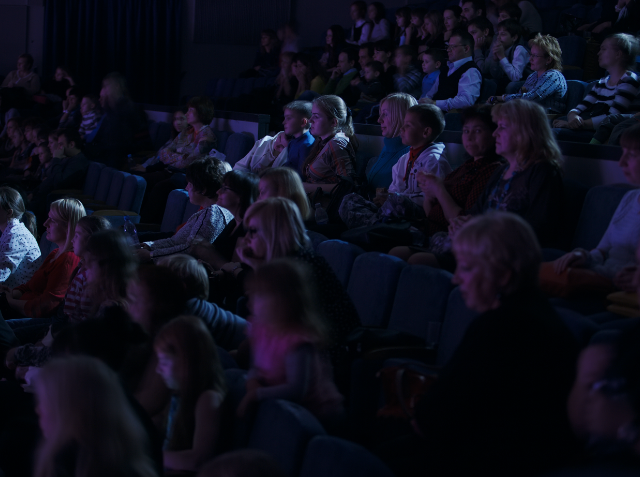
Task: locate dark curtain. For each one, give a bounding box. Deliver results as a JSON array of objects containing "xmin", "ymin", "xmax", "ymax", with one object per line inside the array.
[{"xmin": 43, "ymin": 0, "xmax": 182, "ymax": 105}]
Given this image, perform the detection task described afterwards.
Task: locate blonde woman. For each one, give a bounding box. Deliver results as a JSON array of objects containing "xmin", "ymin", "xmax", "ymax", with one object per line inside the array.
[
  {"xmin": 0, "ymin": 198, "xmax": 85, "ymax": 322},
  {"xmin": 258, "ymin": 167, "xmax": 311, "ymax": 219},
  {"xmin": 490, "ymin": 34, "xmax": 567, "ymax": 114},
  {"xmin": 34, "ymin": 356, "xmax": 158, "ymax": 477}
]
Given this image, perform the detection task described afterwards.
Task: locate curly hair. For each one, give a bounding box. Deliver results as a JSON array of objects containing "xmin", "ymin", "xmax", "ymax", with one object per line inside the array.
[
  {"xmin": 529, "ymin": 34, "xmax": 563, "ymax": 72},
  {"xmin": 187, "ymin": 96, "xmax": 215, "ymax": 125},
  {"xmin": 185, "ymin": 157, "xmax": 226, "ymax": 199}
]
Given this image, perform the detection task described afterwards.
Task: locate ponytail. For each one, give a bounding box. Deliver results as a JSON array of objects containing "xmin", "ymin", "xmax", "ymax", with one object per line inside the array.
[{"xmin": 20, "ymin": 211, "xmax": 38, "ymax": 239}]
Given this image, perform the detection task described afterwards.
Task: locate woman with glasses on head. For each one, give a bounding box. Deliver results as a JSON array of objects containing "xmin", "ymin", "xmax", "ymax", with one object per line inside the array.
[{"xmin": 488, "ymin": 34, "xmax": 567, "ymax": 114}]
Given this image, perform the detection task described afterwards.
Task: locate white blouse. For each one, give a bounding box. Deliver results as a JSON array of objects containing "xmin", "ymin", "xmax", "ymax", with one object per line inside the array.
[{"xmin": 0, "ymin": 218, "xmax": 43, "ymax": 288}]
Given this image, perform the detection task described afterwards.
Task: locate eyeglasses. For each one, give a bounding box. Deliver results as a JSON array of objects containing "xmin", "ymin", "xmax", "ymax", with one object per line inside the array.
[{"xmin": 446, "ymin": 44, "xmax": 463, "ymax": 50}]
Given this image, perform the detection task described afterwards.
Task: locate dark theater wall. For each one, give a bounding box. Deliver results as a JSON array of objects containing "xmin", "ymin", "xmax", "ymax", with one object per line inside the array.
[{"xmin": 0, "ymin": 0, "xmax": 44, "ymax": 80}]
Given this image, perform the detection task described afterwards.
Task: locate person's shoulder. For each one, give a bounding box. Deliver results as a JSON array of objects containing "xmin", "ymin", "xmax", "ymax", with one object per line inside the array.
[
  {"xmin": 328, "ymin": 134, "xmax": 350, "ymax": 148},
  {"xmin": 197, "ymin": 389, "xmax": 225, "ymax": 410}
]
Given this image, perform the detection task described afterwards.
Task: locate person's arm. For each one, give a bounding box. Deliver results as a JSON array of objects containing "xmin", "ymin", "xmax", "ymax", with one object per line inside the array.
[
  {"xmin": 473, "ymin": 48, "xmax": 488, "ymax": 74},
  {"xmin": 602, "ymin": 74, "xmax": 640, "ymax": 124},
  {"xmin": 233, "ymin": 139, "xmax": 262, "ymax": 172},
  {"xmin": 394, "ymin": 69, "xmax": 422, "ymax": 95},
  {"xmin": 499, "ymin": 45, "xmax": 529, "ymax": 82},
  {"xmin": 0, "ymin": 231, "xmax": 31, "ymax": 283},
  {"xmin": 164, "ymin": 390, "xmax": 222, "ymax": 471},
  {"xmin": 0, "ymin": 72, "xmax": 12, "ymax": 88},
  {"xmin": 435, "ymin": 67, "xmax": 482, "ymax": 112},
  {"xmin": 388, "ymin": 153, "xmax": 407, "ymax": 194},
  {"xmin": 186, "ymin": 298, "xmax": 247, "ymax": 350},
  {"xmin": 358, "ymin": 22, "xmax": 372, "ymax": 45},
  {"xmin": 170, "ymin": 129, "xmax": 217, "ymax": 170},
  {"xmin": 505, "ymin": 71, "xmax": 566, "ymax": 103},
  {"xmin": 589, "ymin": 191, "xmax": 636, "ymax": 266},
  {"xmin": 424, "ymin": 75, "xmax": 440, "ymax": 100}
]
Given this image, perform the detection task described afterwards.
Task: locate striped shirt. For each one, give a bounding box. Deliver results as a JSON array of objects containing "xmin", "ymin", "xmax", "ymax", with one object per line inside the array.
[
  {"xmin": 504, "ymin": 69, "xmax": 568, "ymax": 114},
  {"xmin": 63, "ymin": 265, "xmax": 93, "ymax": 323},
  {"xmin": 570, "ymin": 71, "xmax": 640, "ymax": 128},
  {"xmin": 304, "ymin": 133, "xmax": 356, "ymax": 184}
]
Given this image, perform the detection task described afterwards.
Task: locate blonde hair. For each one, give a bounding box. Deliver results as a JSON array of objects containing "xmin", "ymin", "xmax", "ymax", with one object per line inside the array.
[
  {"xmin": 379, "ymin": 93, "xmax": 418, "ymax": 137},
  {"xmin": 34, "ymin": 356, "xmax": 157, "ymax": 477},
  {"xmin": 259, "ymin": 167, "xmax": 311, "ymax": 219},
  {"xmin": 157, "ymin": 254, "xmax": 209, "ymax": 300},
  {"xmin": 243, "ymin": 198, "xmax": 310, "ymax": 261},
  {"xmin": 491, "ymin": 100, "xmax": 563, "ymax": 169},
  {"xmin": 154, "ymin": 316, "xmax": 226, "ymax": 451},
  {"xmin": 529, "ymin": 34, "xmax": 563, "ymax": 72},
  {"xmin": 49, "ymin": 198, "xmax": 86, "ymax": 253},
  {"xmin": 453, "ymin": 211, "xmax": 541, "ymax": 297}
]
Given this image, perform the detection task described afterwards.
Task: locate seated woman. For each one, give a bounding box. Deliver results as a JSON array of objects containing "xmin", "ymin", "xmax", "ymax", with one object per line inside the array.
[
  {"xmin": 404, "ymin": 212, "xmax": 579, "ymax": 477},
  {"xmin": 0, "ymin": 187, "xmax": 42, "ymax": 289},
  {"xmin": 39, "ymin": 65, "xmax": 74, "ymax": 102},
  {"xmin": 443, "ymin": 6, "xmax": 462, "ymax": 43},
  {"xmin": 293, "ymin": 53, "xmax": 326, "ymax": 100},
  {"xmin": 417, "ymin": 11, "xmax": 446, "ymax": 50},
  {"xmin": 258, "ymin": 167, "xmax": 311, "ymax": 219},
  {"xmin": 0, "ymin": 119, "xmax": 32, "ymax": 176},
  {"xmin": 0, "ymin": 54, "xmax": 40, "ymax": 111},
  {"xmin": 553, "ymin": 33, "xmax": 639, "ymax": 142},
  {"xmin": 320, "ymin": 26, "xmax": 346, "ymax": 70},
  {"xmin": 0, "ymin": 198, "xmax": 85, "ymax": 328},
  {"xmin": 490, "ymin": 34, "xmax": 567, "ymax": 114},
  {"xmin": 301, "ymin": 95, "xmax": 357, "ymax": 194},
  {"xmin": 140, "ymin": 96, "xmax": 217, "ymax": 224},
  {"xmin": 132, "ymin": 106, "xmax": 189, "ymax": 172},
  {"xmin": 543, "ymin": 122, "xmax": 640, "ymax": 297},
  {"xmin": 389, "ymin": 105, "xmax": 502, "ymax": 258},
  {"xmin": 135, "ymin": 158, "xmax": 235, "ymax": 262},
  {"xmin": 400, "ymin": 99, "xmax": 564, "ymax": 270}
]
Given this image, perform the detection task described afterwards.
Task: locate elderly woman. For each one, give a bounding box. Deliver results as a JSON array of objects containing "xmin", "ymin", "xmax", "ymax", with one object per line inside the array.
[
  {"xmin": 411, "ymin": 212, "xmax": 579, "ymax": 476},
  {"xmin": 553, "ymin": 33, "xmax": 640, "ymax": 143},
  {"xmin": 491, "ymin": 34, "xmax": 567, "ymax": 114}
]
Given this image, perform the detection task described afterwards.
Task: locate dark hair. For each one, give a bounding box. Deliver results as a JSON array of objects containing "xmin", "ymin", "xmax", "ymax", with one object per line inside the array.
[
  {"xmin": 395, "ymin": 45, "xmax": 417, "ymax": 62},
  {"xmin": 185, "ymin": 157, "xmax": 225, "ymax": 199},
  {"xmin": 462, "ymin": 0, "xmax": 485, "ymax": 16},
  {"xmin": 222, "ymin": 170, "xmax": 260, "ymax": 218},
  {"xmin": 461, "ymin": 104, "xmax": 498, "ymax": 132},
  {"xmin": 365, "ymin": 61, "xmax": 385, "ymax": 75},
  {"xmin": 23, "ymin": 117, "xmax": 43, "ymax": 130},
  {"xmin": 407, "ymin": 104, "xmax": 445, "ymax": 139},
  {"xmin": 450, "ymin": 28, "xmax": 475, "ymax": 50},
  {"xmin": 37, "ymin": 128, "xmax": 51, "ymax": 144},
  {"xmin": 284, "ymin": 100, "xmax": 313, "ymax": 119},
  {"xmin": 370, "ymin": 2, "xmax": 386, "ymax": 23},
  {"xmin": 351, "ymin": 0, "xmax": 366, "ymax": 17},
  {"xmin": 135, "ymin": 265, "xmax": 189, "ymax": 333},
  {"xmin": 342, "ymin": 48, "xmax": 359, "ymax": 65},
  {"xmin": 395, "ymin": 7, "xmax": 412, "ymax": 23},
  {"xmin": 67, "ymin": 86, "xmax": 83, "ymax": 100},
  {"xmin": 18, "ymin": 53, "xmax": 34, "ymax": 69},
  {"xmin": 0, "ymin": 187, "xmax": 37, "ymax": 238},
  {"xmin": 498, "ymin": 2, "xmax": 522, "ymax": 21},
  {"xmin": 103, "ymin": 72, "xmax": 130, "ymax": 99},
  {"xmin": 186, "ymin": 96, "xmax": 215, "ymax": 125},
  {"xmin": 423, "ymin": 49, "xmax": 445, "ymax": 64},
  {"xmin": 374, "ymin": 39, "xmax": 394, "ymax": 54},
  {"xmin": 444, "ymin": 5, "xmax": 462, "ymax": 20},
  {"xmin": 58, "ymin": 128, "xmax": 83, "ymax": 150},
  {"xmin": 260, "ymin": 29, "xmax": 279, "ymax": 53},
  {"xmin": 411, "ymin": 7, "xmax": 427, "ymax": 18},
  {"xmin": 497, "ymin": 18, "xmax": 523, "ymax": 41},
  {"xmin": 82, "ymin": 93, "xmax": 100, "ymax": 106},
  {"xmin": 468, "ymin": 15, "xmax": 494, "ymax": 37},
  {"xmin": 359, "ymin": 43, "xmax": 375, "ymax": 58},
  {"xmin": 292, "ymin": 52, "xmax": 324, "ymax": 86},
  {"xmin": 620, "ymin": 122, "xmax": 640, "ymax": 150},
  {"xmin": 327, "ymin": 25, "xmax": 346, "ymax": 47}
]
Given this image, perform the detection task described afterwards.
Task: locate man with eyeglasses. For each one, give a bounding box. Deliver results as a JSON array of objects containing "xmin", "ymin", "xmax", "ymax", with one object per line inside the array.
[{"xmin": 420, "ymin": 29, "xmax": 482, "ymax": 113}]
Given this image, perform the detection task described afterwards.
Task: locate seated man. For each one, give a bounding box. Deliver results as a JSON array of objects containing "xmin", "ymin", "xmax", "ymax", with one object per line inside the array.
[
  {"xmin": 323, "ymin": 49, "xmax": 360, "ymax": 105},
  {"xmin": 421, "ymin": 29, "xmax": 482, "ymax": 113}
]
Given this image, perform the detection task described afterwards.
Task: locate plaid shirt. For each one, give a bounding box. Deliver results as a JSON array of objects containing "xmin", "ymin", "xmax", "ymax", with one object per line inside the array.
[{"xmin": 304, "ymin": 133, "xmax": 356, "ymax": 184}]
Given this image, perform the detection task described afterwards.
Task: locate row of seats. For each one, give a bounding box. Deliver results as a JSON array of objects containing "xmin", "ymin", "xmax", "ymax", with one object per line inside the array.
[{"xmin": 203, "ymin": 77, "xmax": 277, "ymax": 110}]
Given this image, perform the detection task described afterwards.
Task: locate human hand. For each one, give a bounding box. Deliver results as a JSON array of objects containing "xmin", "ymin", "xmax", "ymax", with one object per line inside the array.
[
  {"xmin": 553, "ymin": 249, "xmax": 589, "ymax": 274},
  {"xmin": 237, "ymin": 238, "xmax": 265, "ymax": 270},
  {"xmin": 418, "ymin": 97, "xmax": 435, "ymax": 105},
  {"xmin": 475, "ymin": 35, "xmax": 487, "ymax": 50},
  {"xmin": 42, "ymin": 325, "xmax": 55, "ymax": 347},
  {"xmin": 62, "ymin": 99, "xmax": 68, "ymax": 111},
  {"xmin": 372, "ymin": 195, "xmax": 386, "ymax": 207},
  {"xmin": 553, "ymin": 119, "xmax": 569, "ymax": 128},
  {"xmin": 492, "ymin": 43, "xmax": 505, "ymax": 60},
  {"xmin": 417, "ymin": 172, "xmax": 443, "ymax": 199},
  {"xmin": 330, "ymin": 68, "xmax": 341, "ymax": 80},
  {"xmin": 613, "ymin": 266, "xmax": 637, "ymax": 292},
  {"xmin": 350, "ymin": 77, "xmax": 361, "ymax": 86},
  {"xmin": 237, "ymin": 388, "xmax": 258, "ymax": 418},
  {"xmin": 567, "ymin": 115, "xmax": 584, "ymax": 130},
  {"xmin": 133, "ymin": 248, "xmax": 152, "ymax": 262},
  {"xmin": 448, "ymin": 215, "xmax": 472, "ymax": 239}
]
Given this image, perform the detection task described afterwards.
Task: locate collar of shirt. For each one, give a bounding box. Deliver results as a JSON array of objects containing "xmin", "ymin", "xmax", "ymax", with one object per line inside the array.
[
  {"xmin": 343, "ymin": 68, "xmax": 358, "ymax": 77},
  {"xmin": 288, "ymin": 130, "xmax": 314, "ymax": 148},
  {"xmin": 447, "ymin": 56, "xmax": 473, "ymax": 76}
]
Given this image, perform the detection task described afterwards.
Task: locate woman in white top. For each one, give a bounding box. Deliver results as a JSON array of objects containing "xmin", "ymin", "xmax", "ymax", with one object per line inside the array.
[
  {"xmin": 0, "ymin": 187, "xmax": 42, "ymax": 288},
  {"xmin": 368, "ymin": 2, "xmax": 391, "ymax": 42}
]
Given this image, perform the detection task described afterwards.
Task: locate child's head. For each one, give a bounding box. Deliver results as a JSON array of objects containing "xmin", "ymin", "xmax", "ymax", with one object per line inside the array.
[
  {"xmin": 461, "ymin": 0, "xmax": 485, "ymax": 22},
  {"xmin": 467, "ymin": 16, "xmax": 494, "ymax": 44},
  {"xmin": 247, "ymin": 258, "xmax": 325, "ymax": 341},
  {"xmin": 395, "ymin": 7, "xmax": 411, "ymax": 28},
  {"xmin": 84, "ymin": 229, "xmax": 137, "ymax": 307},
  {"xmin": 619, "ymin": 123, "xmax": 640, "ymax": 186},
  {"xmin": 156, "ymin": 254, "xmax": 209, "ymax": 300},
  {"xmin": 358, "ymin": 43, "xmax": 374, "ymax": 69},
  {"xmin": 260, "ymin": 29, "xmax": 278, "ymax": 50},
  {"xmin": 337, "ymin": 49, "xmax": 357, "ymax": 74},
  {"xmin": 71, "ymin": 215, "xmax": 111, "ymax": 258},
  {"xmin": 394, "ymin": 45, "xmax": 416, "ymax": 68},
  {"xmin": 373, "ymin": 40, "xmax": 394, "ymax": 65},
  {"xmin": 80, "ymin": 94, "xmax": 99, "ymax": 117},
  {"xmin": 66, "ymin": 86, "xmax": 82, "ymax": 110},
  {"xmin": 309, "ymin": 95, "xmax": 354, "ymax": 141},
  {"xmin": 421, "ymin": 51, "xmax": 443, "ymax": 75},
  {"xmin": 363, "ymin": 61, "xmax": 384, "ymax": 82},
  {"xmin": 58, "ymin": 128, "xmax": 83, "ymax": 154},
  {"xmin": 496, "ymin": 19, "xmax": 522, "ymax": 49},
  {"xmin": 443, "ymin": 6, "xmax": 462, "ymax": 32},
  {"xmin": 48, "ymin": 130, "xmax": 60, "ymax": 154},
  {"xmin": 423, "ymin": 11, "xmax": 444, "ymax": 38},
  {"xmin": 216, "ymin": 170, "xmax": 260, "ymax": 219},
  {"xmin": 411, "ymin": 7, "xmax": 426, "ymax": 27},
  {"xmin": 23, "ymin": 118, "xmax": 41, "ymax": 144},
  {"xmin": 498, "ymin": 2, "xmax": 522, "ymax": 22},
  {"xmin": 36, "ymin": 143, "xmax": 52, "ymax": 165},
  {"xmin": 350, "ymin": 1, "xmax": 366, "ymax": 21},
  {"xmin": 258, "ymin": 168, "xmax": 310, "ymax": 219},
  {"xmin": 282, "ymin": 100, "xmax": 312, "ymax": 136},
  {"xmin": 460, "ymin": 105, "xmax": 497, "ymax": 160},
  {"xmin": 273, "ymin": 133, "xmax": 291, "ymax": 158},
  {"xmin": 400, "ymin": 104, "xmax": 445, "ymax": 147},
  {"xmin": 127, "ymin": 265, "xmax": 189, "ymax": 334}
]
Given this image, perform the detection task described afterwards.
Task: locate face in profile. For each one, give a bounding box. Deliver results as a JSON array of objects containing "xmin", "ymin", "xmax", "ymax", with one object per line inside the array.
[{"xmin": 452, "ymin": 245, "xmax": 501, "ymax": 313}]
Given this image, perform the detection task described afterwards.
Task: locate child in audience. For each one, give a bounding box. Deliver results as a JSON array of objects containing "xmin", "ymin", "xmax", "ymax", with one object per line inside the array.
[
  {"xmin": 497, "ymin": 1, "xmax": 541, "ymax": 34},
  {"xmin": 395, "ymin": 7, "xmax": 414, "ymax": 46},
  {"xmin": 33, "ymin": 356, "xmax": 157, "ymax": 477},
  {"xmin": 353, "ymin": 61, "xmax": 387, "ymax": 104},
  {"xmin": 154, "ymin": 315, "xmax": 227, "ymax": 472},
  {"xmin": 27, "ymin": 143, "xmax": 54, "ymax": 188},
  {"xmin": 339, "ymin": 104, "xmax": 451, "ymax": 228},
  {"xmin": 469, "ymin": 16, "xmax": 495, "ymax": 70},
  {"xmin": 274, "ymin": 52, "xmax": 297, "ymax": 105},
  {"xmin": 78, "ymin": 94, "xmax": 103, "ymax": 140},
  {"xmin": 443, "ymin": 6, "xmax": 463, "ymax": 42},
  {"xmin": 233, "ymin": 132, "xmax": 291, "ymax": 174},
  {"xmin": 489, "ymin": 19, "xmax": 530, "ymax": 88},
  {"xmin": 347, "ymin": 1, "xmax": 372, "ymax": 45},
  {"xmin": 134, "ymin": 107, "xmax": 189, "ymax": 172},
  {"xmin": 373, "ymin": 40, "xmax": 396, "ymax": 73},
  {"xmin": 358, "ymin": 43, "xmax": 374, "ymax": 70},
  {"xmin": 281, "ymin": 101, "xmax": 315, "ymax": 174},
  {"xmin": 257, "ymin": 167, "xmax": 311, "ymax": 219},
  {"xmin": 237, "ymin": 258, "xmax": 344, "ymax": 425},
  {"xmin": 393, "ymin": 46, "xmax": 423, "ymax": 98},
  {"xmin": 419, "ymin": 50, "xmax": 443, "ymax": 100},
  {"xmin": 368, "ymin": 2, "xmax": 391, "ymax": 42},
  {"xmin": 57, "ymin": 86, "xmax": 82, "ymax": 130}
]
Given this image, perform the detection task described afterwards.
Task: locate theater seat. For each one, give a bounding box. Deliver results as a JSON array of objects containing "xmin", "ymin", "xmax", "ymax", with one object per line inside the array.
[
  {"xmin": 224, "ymin": 133, "xmax": 255, "ymax": 166},
  {"xmin": 479, "ymin": 79, "xmax": 497, "ymax": 103},
  {"xmin": 50, "ymin": 161, "xmax": 107, "ymax": 201},
  {"xmin": 248, "ymin": 399, "xmax": 326, "ymax": 477},
  {"xmin": 300, "ymin": 436, "xmax": 395, "ymax": 477},
  {"xmin": 436, "ymin": 287, "xmax": 480, "ymax": 366},
  {"xmin": 160, "ymin": 189, "xmax": 190, "ymax": 233},
  {"xmin": 91, "ymin": 173, "xmax": 147, "ymax": 227},
  {"xmin": 564, "ymin": 80, "xmax": 588, "ymax": 114},
  {"xmin": 318, "ymin": 240, "xmax": 365, "ymax": 288}
]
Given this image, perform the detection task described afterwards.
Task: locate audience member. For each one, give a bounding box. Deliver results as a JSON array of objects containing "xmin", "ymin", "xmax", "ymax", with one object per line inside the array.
[
  {"xmin": 292, "ymin": 53, "xmax": 326, "ymax": 100},
  {"xmin": 278, "ymin": 23, "xmax": 299, "ymax": 53},
  {"xmin": 392, "ymin": 46, "xmax": 423, "ymax": 98},
  {"xmin": 339, "ymin": 103, "xmax": 451, "ymax": 228},
  {"xmin": 57, "ymin": 86, "xmax": 82, "ymax": 131},
  {"xmin": 352, "ymin": 61, "xmax": 387, "ymax": 107},
  {"xmin": 373, "ymin": 40, "xmax": 396, "ymax": 74},
  {"xmin": 78, "ymin": 94, "xmax": 103, "ymax": 140},
  {"xmin": 491, "ymin": 1, "xmax": 541, "ymax": 33},
  {"xmin": 241, "ymin": 30, "xmax": 280, "ymax": 78},
  {"xmin": 443, "ymin": 6, "xmax": 463, "ymax": 42},
  {"xmin": 233, "ymin": 132, "xmax": 291, "ymax": 174},
  {"xmin": 154, "ymin": 316, "xmax": 227, "ymax": 472},
  {"xmin": 273, "ymin": 52, "xmax": 298, "ymax": 106},
  {"xmin": 0, "ymin": 54, "xmax": 40, "ymax": 111},
  {"xmin": 33, "ymin": 356, "xmax": 158, "ymax": 477},
  {"xmin": 491, "ymin": 34, "xmax": 567, "ymax": 114},
  {"xmin": 368, "ymin": 2, "xmax": 391, "ymax": 42},
  {"xmin": 469, "ymin": 16, "xmax": 495, "ymax": 67},
  {"xmin": 39, "ymin": 65, "xmax": 74, "ymax": 101},
  {"xmin": 347, "ymin": 1, "xmax": 372, "ymax": 45},
  {"xmin": 323, "ymin": 49, "xmax": 360, "ymax": 105},
  {"xmin": 419, "ymin": 50, "xmax": 443, "ymax": 101},
  {"xmin": 553, "ymin": 33, "xmax": 640, "ymax": 143},
  {"xmin": 320, "ymin": 25, "xmax": 346, "ymax": 70},
  {"xmin": 489, "ymin": 19, "xmax": 531, "ymax": 89},
  {"xmin": 422, "ymin": 29, "xmax": 482, "ymax": 113},
  {"xmin": 134, "ymin": 107, "xmax": 189, "ymax": 172},
  {"xmin": 358, "ymin": 43, "xmax": 374, "ymax": 70},
  {"xmin": 257, "ymin": 167, "xmax": 311, "ymax": 219},
  {"xmin": 461, "ymin": 0, "xmax": 486, "ymax": 23},
  {"xmin": 395, "ymin": 7, "xmax": 415, "ymax": 46},
  {"xmin": 418, "ymin": 10, "xmax": 447, "ymax": 50}
]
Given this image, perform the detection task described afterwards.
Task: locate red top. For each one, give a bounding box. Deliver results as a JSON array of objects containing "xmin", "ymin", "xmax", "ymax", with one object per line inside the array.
[{"xmin": 15, "ymin": 248, "xmax": 81, "ymax": 318}]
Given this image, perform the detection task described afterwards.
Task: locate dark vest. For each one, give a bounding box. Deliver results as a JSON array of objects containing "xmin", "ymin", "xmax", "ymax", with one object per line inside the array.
[
  {"xmin": 351, "ymin": 21, "xmax": 372, "ymax": 42},
  {"xmin": 433, "ymin": 60, "xmax": 481, "ymax": 101}
]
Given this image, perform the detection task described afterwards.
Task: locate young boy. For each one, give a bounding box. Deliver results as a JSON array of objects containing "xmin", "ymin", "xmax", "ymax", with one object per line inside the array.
[
  {"xmin": 339, "ymin": 104, "xmax": 451, "ymax": 228},
  {"xmin": 58, "ymin": 87, "xmax": 82, "ymax": 130},
  {"xmin": 489, "ymin": 19, "xmax": 530, "ymax": 85},
  {"xmin": 468, "ymin": 16, "xmax": 495, "ymax": 74},
  {"xmin": 354, "ymin": 61, "xmax": 387, "ymax": 103},
  {"xmin": 78, "ymin": 94, "xmax": 103, "ymax": 140},
  {"xmin": 393, "ymin": 45, "xmax": 423, "ymax": 98},
  {"xmin": 419, "ymin": 50, "xmax": 443, "ymax": 101}
]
